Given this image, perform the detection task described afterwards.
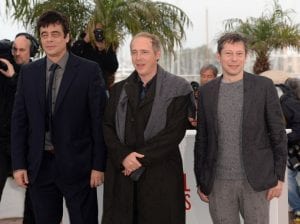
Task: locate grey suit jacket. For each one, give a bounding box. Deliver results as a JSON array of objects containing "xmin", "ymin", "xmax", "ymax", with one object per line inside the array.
[{"xmin": 194, "ymin": 72, "xmax": 287, "ymax": 195}]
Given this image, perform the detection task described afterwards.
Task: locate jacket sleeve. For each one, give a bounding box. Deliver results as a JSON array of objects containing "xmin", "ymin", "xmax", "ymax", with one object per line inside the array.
[
  {"xmin": 194, "ymin": 88, "xmax": 208, "ymax": 187},
  {"xmin": 281, "ymin": 96, "xmax": 300, "ymax": 145},
  {"xmin": 11, "ymin": 69, "xmax": 28, "ymax": 171},
  {"xmin": 88, "ymin": 64, "xmax": 108, "ymax": 171},
  {"xmin": 265, "ymin": 80, "xmax": 288, "ymax": 181}
]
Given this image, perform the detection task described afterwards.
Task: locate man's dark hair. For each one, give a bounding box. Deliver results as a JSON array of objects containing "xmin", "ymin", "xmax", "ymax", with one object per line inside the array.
[
  {"xmin": 36, "ymin": 10, "xmax": 71, "ymax": 48},
  {"xmin": 217, "ymin": 32, "xmax": 248, "ymax": 54},
  {"xmin": 200, "ymin": 64, "xmax": 218, "ymax": 77},
  {"xmin": 285, "ymin": 78, "xmax": 300, "ymax": 100}
]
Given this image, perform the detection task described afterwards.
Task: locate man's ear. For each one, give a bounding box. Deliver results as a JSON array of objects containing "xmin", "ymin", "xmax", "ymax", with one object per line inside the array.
[
  {"xmin": 156, "ymin": 51, "xmax": 161, "ymax": 62},
  {"xmin": 216, "ymin": 53, "xmax": 220, "ymax": 62}
]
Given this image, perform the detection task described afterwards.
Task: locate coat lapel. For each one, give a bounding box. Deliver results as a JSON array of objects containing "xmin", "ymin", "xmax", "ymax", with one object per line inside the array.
[
  {"xmin": 124, "ymin": 80, "xmax": 139, "ymax": 111},
  {"xmin": 54, "ymin": 54, "xmax": 79, "ymax": 113}
]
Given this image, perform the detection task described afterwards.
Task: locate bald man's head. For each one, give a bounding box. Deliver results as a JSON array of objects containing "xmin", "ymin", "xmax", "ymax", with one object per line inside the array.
[{"xmin": 12, "ymin": 35, "xmax": 31, "ymax": 65}]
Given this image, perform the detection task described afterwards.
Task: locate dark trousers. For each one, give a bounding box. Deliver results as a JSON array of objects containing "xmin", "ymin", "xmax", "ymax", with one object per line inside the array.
[
  {"xmin": 133, "ymin": 183, "xmax": 138, "ymax": 224},
  {"xmin": 29, "ymin": 151, "xmax": 98, "ymax": 224},
  {"xmin": 23, "ymin": 190, "xmax": 36, "ymax": 224}
]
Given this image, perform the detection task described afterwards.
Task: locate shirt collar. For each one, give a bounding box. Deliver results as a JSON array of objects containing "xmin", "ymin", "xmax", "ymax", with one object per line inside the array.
[
  {"xmin": 135, "ymin": 73, "xmax": 157, "ymax": 89},
  {"xmin": 46, "ymin": 51, "xmax": 69, "ymax": 71}
]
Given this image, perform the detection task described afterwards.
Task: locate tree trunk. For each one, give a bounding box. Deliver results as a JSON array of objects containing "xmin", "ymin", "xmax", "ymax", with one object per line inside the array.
[{"xmin": 253, "ymin": 54, "xmax": 270, "ymax": 74}]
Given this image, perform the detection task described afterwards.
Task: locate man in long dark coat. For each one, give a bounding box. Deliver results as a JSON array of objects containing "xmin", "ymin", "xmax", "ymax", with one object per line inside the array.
[{"xmin": 102, "ymin": 32, "xmax": 193, "ymax": 224}]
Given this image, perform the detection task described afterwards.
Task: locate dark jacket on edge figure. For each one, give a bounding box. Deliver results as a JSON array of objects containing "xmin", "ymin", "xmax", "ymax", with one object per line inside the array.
[{"xmin": 0, "ymin": 63, "xmax": 20, "ymax": 152}]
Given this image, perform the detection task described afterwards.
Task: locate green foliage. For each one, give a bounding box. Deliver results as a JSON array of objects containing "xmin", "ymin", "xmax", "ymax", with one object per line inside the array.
[
  {"xmin": 5, "ymin": 0, "xmax": 92, "ymax": 39},
  {"xmin": 224, "ymin": 0, "xmax": 300, "ymax": 74},
  {"xmin": 4, "ymin": 0, "xmax": 192, "ymax": 54}
]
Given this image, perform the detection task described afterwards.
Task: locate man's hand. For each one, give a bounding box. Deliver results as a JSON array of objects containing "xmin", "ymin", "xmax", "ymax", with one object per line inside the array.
[
  {"xmin": 90, "ymin": 170, "xmax": 104, "ymax": 188},
  {"xmin": 13, "ymin": 170, "xmax": 29, "ymax": 188},
  {"xmin": 0, "ymin": 58, "xmax": 15, "ymax": 78},
  {"xmin": 122, "ymin": 152, "xmax": 144, "ymax": 176},
  {"xmin": 197, "ymin": 186, "xmax": 209, "ymax": 203},
  {"xmin": 266, "ymin": 180, "xmax": 283, "ymax": 201}
]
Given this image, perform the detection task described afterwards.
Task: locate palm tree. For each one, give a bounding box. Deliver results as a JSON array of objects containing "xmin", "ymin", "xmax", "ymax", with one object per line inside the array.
[
  {"xmin": 4, "ymin": 0, "xmax": 192, "ymax": 54},
  {"xmin": 224, "ymin": 0, "xmax": 300, "ymax": 74}
]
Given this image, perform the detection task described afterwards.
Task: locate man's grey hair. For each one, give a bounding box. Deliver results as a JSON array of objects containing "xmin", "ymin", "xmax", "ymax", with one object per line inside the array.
[{"xmin": 200, "ymin": 64, "xmax": 218, "ymax": 77}]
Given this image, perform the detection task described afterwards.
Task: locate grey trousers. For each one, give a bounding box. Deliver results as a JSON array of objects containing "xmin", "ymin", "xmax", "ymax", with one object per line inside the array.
[{"xmin": 208, "ymin": 178, "xmax": 269, "ymax": 224}]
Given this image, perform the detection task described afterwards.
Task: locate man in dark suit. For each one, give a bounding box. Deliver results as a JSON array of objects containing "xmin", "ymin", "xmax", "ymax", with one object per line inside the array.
[
  {"xmin": 194, "ymin": 32, "xmax": 287, "ymax": 224},
  {"xmin": 11, "ymin": 10, "xmax": 107, "ymax": 224}
]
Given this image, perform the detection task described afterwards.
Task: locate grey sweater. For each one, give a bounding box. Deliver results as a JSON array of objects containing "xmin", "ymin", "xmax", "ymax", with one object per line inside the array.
[{"xmin": 216, "ymin": 79, "xmax": 245, "ymax": 179}]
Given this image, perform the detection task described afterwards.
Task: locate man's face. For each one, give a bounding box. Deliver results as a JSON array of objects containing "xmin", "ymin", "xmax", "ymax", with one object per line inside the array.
[
  {"xmin": 217, "ymin": 41, "xmax": 247, "ymax": 78},
  {"xmin": 200, "ymin": 69, "xmax": 215, "ymax": 85},
  {"xmin": 40, "ymin": 23, "xmax": 69, "ymax": 60},
  {"xmin": 12, "ymin": 36, "xmax": 31, "ymax": 65},
  {"xmin": 130, "ymin": 36, "xmax": 160, "ymax": 78}
]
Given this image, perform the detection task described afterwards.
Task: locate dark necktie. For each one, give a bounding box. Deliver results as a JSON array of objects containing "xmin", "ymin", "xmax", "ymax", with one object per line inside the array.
[
  {"xmin": 46, "ymin": 63, "xmax": 59, "ymax": 132},
  {"xmin": 139, "ymin": 80, "xmax": 147, "ymax": 101}
]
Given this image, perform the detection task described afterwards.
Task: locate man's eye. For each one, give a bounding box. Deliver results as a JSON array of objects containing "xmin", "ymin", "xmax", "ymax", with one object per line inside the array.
[{"xmin": 52, "ymin": 33, "xmax": 60, "ymax": 38}]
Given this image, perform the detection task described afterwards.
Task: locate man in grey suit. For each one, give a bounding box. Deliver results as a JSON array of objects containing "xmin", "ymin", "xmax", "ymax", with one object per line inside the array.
[{"xmin": 194, "ymin": 32, "xmax": 287, "ymax": 224}]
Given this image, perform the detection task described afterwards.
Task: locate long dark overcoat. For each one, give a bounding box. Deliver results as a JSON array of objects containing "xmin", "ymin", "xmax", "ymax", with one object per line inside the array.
[{"xmin": 102, "ymin": 72, "xmax": 189, "ymax": 224}]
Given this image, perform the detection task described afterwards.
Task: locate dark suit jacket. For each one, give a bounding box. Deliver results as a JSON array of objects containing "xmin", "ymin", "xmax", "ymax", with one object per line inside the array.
[
  {"xmin": 194, "ymin": 72, "xmax": 287, "ymax": 195},
  {"xmin": 11, "ymin": 53, "xmax": 107, "ymax": 184}
]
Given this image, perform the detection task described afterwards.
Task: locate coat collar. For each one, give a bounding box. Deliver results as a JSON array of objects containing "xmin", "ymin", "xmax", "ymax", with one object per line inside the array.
[{"xmin": 124, "ymin": 71, "xmax": 156, "ymax": 110}]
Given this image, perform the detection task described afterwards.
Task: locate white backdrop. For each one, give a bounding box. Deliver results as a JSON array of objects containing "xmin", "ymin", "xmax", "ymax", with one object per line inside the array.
[{"xmin": 0, "ymin": 130, "xmax": 288, "ymax": 223}]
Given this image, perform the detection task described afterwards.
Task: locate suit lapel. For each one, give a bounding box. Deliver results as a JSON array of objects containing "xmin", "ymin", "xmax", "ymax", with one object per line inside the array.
[
  {"xmin": 211, "ymin": 77, "xmax": 221, "ymax": 134},
  {"xmin": 243, "ymin": 72, "xmax": 254, "ymax": 120},
  {"xmin": 38, "ymin": 58, "xmax": 47, "ymax": 113},
  {"xmin": 54, "ymin": 54, "xmax": 79, "ymax": 113}
]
